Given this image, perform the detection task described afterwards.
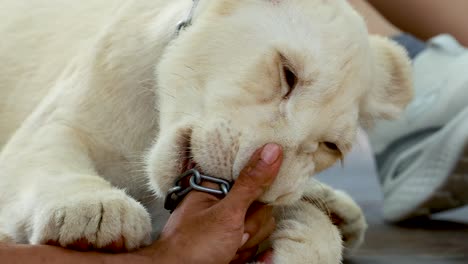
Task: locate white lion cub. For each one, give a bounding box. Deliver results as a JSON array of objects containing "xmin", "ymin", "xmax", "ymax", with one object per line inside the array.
[{"xmin": 0, "ymin": 0, "xmax": 412, "ymax": 263}]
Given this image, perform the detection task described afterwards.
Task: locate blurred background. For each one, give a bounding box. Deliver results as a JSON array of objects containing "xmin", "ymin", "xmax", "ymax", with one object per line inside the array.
[{"xmin": 317, "ymin": 131, "xmax": 468, "ymax": 264}]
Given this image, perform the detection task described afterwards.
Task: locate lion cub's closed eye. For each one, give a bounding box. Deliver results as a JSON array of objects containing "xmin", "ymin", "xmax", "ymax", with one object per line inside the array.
[{"xmin": 280, "ymin": 55, "xmax": 299, "ymax": 99}]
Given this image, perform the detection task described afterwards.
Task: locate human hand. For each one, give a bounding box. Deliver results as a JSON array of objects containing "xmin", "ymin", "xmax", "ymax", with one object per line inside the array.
[{"xmin": 146, "ymin": 143, "xmax": 283, "ymax": 264}]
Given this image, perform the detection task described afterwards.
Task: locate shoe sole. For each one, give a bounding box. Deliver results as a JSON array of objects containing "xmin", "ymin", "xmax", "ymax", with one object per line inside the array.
[{"xmin": 382, "ymin": 106, "xmax": 468, "ymax": 222}]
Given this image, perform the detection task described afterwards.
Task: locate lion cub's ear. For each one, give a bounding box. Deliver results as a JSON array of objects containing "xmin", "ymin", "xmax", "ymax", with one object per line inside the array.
[{"xmin": 359, "ymin": 36, "xmax": 414, "ymax": 127}]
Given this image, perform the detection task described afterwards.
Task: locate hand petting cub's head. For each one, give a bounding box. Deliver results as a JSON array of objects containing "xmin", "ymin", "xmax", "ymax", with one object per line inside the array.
[{"xmin": 146, "ymin": 0, "xmax": 413, "ymax": 204}]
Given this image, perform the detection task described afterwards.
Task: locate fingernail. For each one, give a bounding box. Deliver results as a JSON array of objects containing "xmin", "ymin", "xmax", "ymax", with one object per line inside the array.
[
  {"xmin": 241, "ymin": 233, "xmax": 250, "ymax": 246},
  {"xmin": 261, "ymin": 143, "xmax": 281, "ymax": 165}
]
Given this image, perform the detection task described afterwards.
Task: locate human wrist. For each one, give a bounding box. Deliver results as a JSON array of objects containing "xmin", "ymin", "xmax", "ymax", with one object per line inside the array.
[
  {"xmin": 148, "ymin": 235, "xmax": 218, "ymax": 264},
  {"xmin": 133, "ymin": 237, "xmax": 186, "ymax": 264},
  {"xmin": 101, "ymin": 251, "xmax": 145, "ymax": 264}
]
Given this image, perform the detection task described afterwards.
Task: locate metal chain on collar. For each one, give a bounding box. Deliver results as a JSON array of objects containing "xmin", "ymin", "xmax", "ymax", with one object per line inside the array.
[{"xmin": 164, "ymin": 169, "xmax": 232, "ymax": 213}]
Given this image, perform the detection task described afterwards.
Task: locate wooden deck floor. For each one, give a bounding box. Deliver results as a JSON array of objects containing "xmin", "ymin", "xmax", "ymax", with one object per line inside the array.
[{"xmin": 318, "ymin": 141, "xmax": 468, "ymax": 264}]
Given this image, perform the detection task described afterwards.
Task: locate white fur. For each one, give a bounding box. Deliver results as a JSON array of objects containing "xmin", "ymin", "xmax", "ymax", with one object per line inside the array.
[{"xmin": 0, "ymin": 0, "xmax": 412, "ymax": 261}]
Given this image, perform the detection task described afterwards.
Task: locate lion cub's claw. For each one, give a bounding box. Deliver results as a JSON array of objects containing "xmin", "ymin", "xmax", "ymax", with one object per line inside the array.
[
  {"xmin": 326, "ymin": 190, "xmax": 367, "ymax": 252},
  {"xmin": 31, "ymin": 189, "xmax": 152, "ymax": 251}
]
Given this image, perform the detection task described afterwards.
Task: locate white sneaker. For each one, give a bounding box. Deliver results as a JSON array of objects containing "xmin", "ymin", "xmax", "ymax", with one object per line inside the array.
[{"xmin": 368, "ymin": 34, "xmax": 468, "ymax": 222}]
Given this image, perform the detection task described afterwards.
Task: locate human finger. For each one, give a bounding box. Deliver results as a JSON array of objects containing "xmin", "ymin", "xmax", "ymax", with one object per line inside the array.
[
  {"xmin": 240, "ymin": 204, "xmax": 275, "ymax": 251},
  {"xmin": 222, "ymin": 143, "xmax": 283, "ymax": 213}
]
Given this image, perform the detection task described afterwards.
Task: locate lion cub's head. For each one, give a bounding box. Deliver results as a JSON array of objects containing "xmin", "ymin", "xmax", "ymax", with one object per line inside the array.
[{"xmin": 146, "ymin": 0, "xmax": 413, "ymax": 205}]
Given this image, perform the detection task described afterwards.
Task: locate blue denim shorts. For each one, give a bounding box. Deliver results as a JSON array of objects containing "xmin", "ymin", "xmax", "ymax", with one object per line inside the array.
[{"xmin": 392, "ymin": 33, "xmax": 427, "ymax": 60}]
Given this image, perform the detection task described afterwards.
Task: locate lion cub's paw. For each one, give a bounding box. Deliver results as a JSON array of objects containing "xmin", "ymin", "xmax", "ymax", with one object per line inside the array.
[
  {"xmin": 326, "ymin": 190, "xmax": 367, "ymax": 252},
  {"xmin": 30, "ymin": 189, "xmax": 152, "ymax": 251},
  {"xmin": 269, "ymin": 204, "xmax": 343, "ymax": 264}
]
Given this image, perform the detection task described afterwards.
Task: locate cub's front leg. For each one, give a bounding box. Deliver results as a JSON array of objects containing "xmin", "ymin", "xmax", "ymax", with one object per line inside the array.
[
  {"xmin": 303, "ymin": 182, "xmax": 368, "ymax": 252},
  {"xmin": 0, "ymin": 119, "xmax": 152, "ymax": 250},
  {"xmin": 264, "ymin": 182, "xmax": 367, "ymax": 264},
  {"xmin": 0, "ymin": 5, "xmax": 164, "ymax": 249},
  {"xmin": 0, "ymin": 44, "xmax": 155, "ymax": 251}
]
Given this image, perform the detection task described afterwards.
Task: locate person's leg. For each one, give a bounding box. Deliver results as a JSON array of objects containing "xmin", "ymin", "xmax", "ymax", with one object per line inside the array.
[
  {"xmin": 347, "ymin": 0, "xmax": 401, "ymax": 37},
  {"xmin": 348, "ymin": 0, "xmax": 468, "ymax": 222},
  {"xmin": 367, "ymin": 0, "xmax": 468, "ymax": 47},
  {"xmin": 348, "ymin": 0, "xmax": 427, "ymax": 59}
]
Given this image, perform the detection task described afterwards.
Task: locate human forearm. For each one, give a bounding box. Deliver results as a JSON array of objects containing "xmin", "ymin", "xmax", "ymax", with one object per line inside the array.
[{"xmin": 0, "ymin": 243, "xmax": 151, "ymax": 264}]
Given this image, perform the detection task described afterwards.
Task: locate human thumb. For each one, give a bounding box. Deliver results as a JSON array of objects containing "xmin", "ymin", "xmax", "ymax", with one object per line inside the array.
[{"xmin": 222, "ymin": 143, "xmax": 283, "ymax": 212}]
